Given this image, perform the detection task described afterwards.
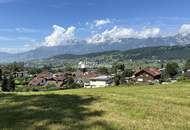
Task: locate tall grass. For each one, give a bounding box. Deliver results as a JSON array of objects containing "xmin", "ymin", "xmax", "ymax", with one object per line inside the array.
[{"xmin": 0, "ymin": 82, "xmax": 190, "ymax": 130}]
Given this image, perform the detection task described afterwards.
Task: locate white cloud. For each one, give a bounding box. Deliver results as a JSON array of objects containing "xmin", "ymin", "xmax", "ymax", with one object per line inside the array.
[
  {"xmin": 179, "ymin": 24, "xmax": 190, "ymax": 36},
  {"xmin": 138, "ymin": 28, "xmax": 160, "ymax": 38},
  {"xmin": 87, "ymin": 26, "xmax": 160, "ymax": 44},
  {"xmin": 94, "ymin": 19, "xmax": 111, "ymax": 27},
  {"xmin": 44, "ymin": 25, "xmax": 76, "ymax": 46}
]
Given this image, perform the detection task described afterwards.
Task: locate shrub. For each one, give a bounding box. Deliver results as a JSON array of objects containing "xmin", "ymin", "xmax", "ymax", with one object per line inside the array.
[
  {"xmin": 1, "ymin": 76, "xmax": 15, "ymax": 92},
  {"xmin": 177, "ymin": 75, "xmax": 188, "ymax": 82}
]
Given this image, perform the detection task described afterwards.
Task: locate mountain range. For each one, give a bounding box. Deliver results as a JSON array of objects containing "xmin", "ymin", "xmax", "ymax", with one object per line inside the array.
[
  {"xmin": 0, "ymin": 33, "xmax": 190, "ymax": 63},
  {"xmin": 49, "ymin": 44, "xmax": 190, "ymax": 60}
]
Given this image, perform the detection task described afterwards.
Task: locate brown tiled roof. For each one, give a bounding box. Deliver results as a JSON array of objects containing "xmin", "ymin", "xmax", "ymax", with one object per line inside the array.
[
  {"xmin": 53, "ymin": 76, "xmax": 66, "ymax": 81},
  {"xmin": 76, "ymin": 71, "xmax": 98, "ymax": 78},
  {"xmin": 135, "ymin": 67, "xmax": 161, "ymax": 77},
  {"xmin": 29, "ymin": 77, "xmax": 45, "ymax": 86},
  {"xmin": 36, "ymin": 71, "xmax": 53, "ymax": 80},
  {"xmin": 84, "ymin": 72, "xmax": 98, "ymax": 78}
]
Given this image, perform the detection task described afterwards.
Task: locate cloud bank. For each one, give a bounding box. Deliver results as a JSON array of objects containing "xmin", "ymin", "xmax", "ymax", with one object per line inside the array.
[
  {"xmin": 44, "ymin": 23, "xmax": 190, "ymax": 45},
  {"xmin": 42, "ymin": 22, "xmax": 190, "ymax": 46},
  {"xmin": 44, "ymin": 25, "xmax": 76, "ymax": 46},
  {"xmin": 87, "ymin": 26, "xmax": 160, "ymax": 44}
]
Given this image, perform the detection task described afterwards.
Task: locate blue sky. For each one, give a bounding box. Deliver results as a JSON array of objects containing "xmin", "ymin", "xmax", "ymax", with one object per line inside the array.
[{"xmin": 0, "ymin": 0, "xmax": 190, "ymax": 53}]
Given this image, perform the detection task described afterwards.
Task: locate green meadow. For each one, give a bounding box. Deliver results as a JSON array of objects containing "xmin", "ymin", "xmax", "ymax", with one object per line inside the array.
[{"xmin": 0, "ymin": 82, "xmax": 190, "ymax": 130}]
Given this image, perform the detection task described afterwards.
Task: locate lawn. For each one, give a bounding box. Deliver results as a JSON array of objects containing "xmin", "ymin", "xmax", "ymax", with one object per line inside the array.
[{"xmin": 0, "ymin": 82, "xmax": 190, "ymax": 130}]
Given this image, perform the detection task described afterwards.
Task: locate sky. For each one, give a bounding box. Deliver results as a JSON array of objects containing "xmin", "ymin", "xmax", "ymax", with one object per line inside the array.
[{"xmin": 0, "ymin": 0, "xmax": 190, "ymax": 53}]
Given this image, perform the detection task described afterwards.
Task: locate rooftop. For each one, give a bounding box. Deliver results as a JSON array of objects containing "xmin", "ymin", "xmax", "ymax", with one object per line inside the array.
[
  {"xmin": 90, "ymin": 75, "xmax": 112, "ymax": 81},
  {"xmin": 134, "ymin": 67, "xmax": 161, "ymax": 77}
]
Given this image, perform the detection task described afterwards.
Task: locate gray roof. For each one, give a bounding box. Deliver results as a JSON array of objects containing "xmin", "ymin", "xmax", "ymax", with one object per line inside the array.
[{"xmin": 90, "ymin": 75, "xmax": 112, "ymax": 81}]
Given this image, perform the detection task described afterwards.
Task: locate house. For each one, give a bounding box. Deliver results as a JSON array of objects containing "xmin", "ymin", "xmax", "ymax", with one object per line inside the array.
[
  {"xmin": 134, "ymin": 67, "xmax": 161, "ymax": 83},
  {"xmin": 48, "ymin": 73, "xmax": 66, "ymax": 87},
  {"xmin": 74, "ymin": 71, "xmax": 99, "ymax": 87},
  {"xmin": 29, "ymin": 77, "xmax": 47, "ymax": 86},
  {"xmin": 84, "ymin": 75, "xmax": 113, "ymax": 88},
  {"xmin": 29, "ymin": 71, "xmax": 53, "ymax": 86},
  {"xmin": 15, "ymin": 71, "xmax": 28, "ymax": 78}
]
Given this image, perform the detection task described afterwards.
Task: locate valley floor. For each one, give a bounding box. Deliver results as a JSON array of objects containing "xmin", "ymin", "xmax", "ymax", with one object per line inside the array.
[{"xmin": 0, "ymin": 82, "xmax": 190, "ymax": 130}]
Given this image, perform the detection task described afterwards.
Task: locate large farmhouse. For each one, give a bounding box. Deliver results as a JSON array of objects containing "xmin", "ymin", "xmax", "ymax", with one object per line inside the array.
[{"xmin": 134, "ymin": 67, "xmax": 161, "ymax": 83}]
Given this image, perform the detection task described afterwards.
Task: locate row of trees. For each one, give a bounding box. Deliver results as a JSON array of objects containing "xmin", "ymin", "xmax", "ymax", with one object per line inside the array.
[{"xmin": 112, "ymin": 64, "xmax": 133, "ymax": 86}]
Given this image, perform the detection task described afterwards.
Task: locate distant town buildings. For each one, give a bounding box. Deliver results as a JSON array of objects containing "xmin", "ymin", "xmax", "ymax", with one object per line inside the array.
[
  {"xmin": 28, "ymin": 66, "xmax": 163, "ymax": 88},
  {"xmin": 26, "ymin": 60, "xmax": 189, "ymax": 90}
]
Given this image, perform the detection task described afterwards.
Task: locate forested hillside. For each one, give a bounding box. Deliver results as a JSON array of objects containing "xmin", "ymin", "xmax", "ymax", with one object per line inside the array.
[{"xmin": 50, "ymin": 44, "xmax": 190, "ymax": 60}]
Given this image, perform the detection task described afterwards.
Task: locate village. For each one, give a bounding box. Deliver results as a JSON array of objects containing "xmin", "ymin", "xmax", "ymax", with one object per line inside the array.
[{"xmin": 3, "ymin": 59, "xmax": 188, "ymax": 92}]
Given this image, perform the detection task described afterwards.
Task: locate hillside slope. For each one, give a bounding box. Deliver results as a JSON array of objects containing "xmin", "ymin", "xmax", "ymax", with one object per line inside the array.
[
  {"xmin": 0, "ymin": 82, "xmax": 190, "ymax": 130},
  {"xmin": 49, "ymin": 44, "xmax": 190, "ymax": 61}
]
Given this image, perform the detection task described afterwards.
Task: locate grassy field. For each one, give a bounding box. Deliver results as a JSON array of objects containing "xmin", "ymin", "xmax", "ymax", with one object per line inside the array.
[{"xmin": 0, "ymin": 82, "xmax": 190, "ymax": 130}]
